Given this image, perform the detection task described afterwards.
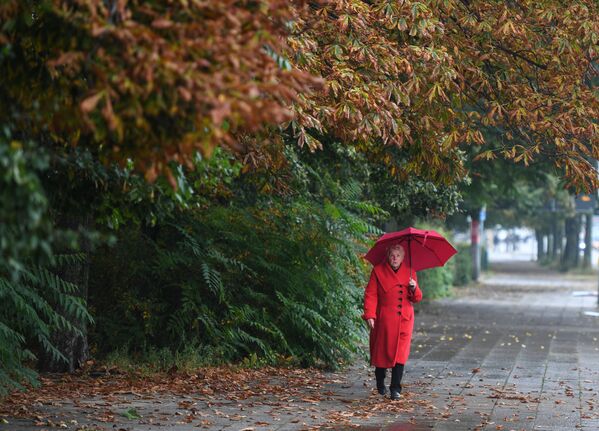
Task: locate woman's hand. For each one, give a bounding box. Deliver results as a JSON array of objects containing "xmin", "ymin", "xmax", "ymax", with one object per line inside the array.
[
  {"xmin": 367, "ymin": 318, "xmax": 375, "ymax": 330},
  {"xmin": 408, "ymin": 278, "xmax": 416, "ymax": 291}
]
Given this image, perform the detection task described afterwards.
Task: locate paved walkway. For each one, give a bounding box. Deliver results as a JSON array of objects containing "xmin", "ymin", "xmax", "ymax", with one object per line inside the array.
[
  {"xmin": 403, "ymin": 262, "xmax": 599, "ymax": 430},
  {"xmin": 2, "ymin": 261, "xmax": 599, "ymax": 431}
]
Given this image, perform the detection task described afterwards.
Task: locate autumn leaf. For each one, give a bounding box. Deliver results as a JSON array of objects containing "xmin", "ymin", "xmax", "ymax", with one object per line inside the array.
[
  {"xmin": 152, "ymin": 18, "xmax": 173, "ymax": 29},
  {"xmin": 80, "ymin": 92, "xmax": 104, "ymax": 114}
]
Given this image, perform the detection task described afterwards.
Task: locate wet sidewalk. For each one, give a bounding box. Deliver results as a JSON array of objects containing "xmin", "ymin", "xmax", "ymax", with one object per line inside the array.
[
  {"xmin": 401, "ymin": 261, "xmax": 599, "ymax": 430},
  {"xmin": 2, "ymin": 261, "xmax": 599, "ymax": 431}
]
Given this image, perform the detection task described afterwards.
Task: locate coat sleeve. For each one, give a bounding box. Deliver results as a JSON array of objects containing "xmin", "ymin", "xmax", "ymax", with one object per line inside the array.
[
  {"xmin": 408, "ymin": 272, "xmax": 423, "ymax": 303},
  {"xmin": 362, "ymin": 270, "xmax": 378, "ymax": 320}
]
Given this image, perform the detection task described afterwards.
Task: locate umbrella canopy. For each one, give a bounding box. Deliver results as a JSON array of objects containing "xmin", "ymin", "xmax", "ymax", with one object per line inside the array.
[{"xmin": 364, "ymin": 227, "xmax": 457, "ymax": 273}]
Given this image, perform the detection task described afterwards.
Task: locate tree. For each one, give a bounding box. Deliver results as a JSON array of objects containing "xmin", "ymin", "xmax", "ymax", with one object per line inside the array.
[
  {"xmin": 288, "ymin": 1, "xmax": 599, "ymax": 189},
  {"xmin": 0, "ymin": 0, "xmax": 320, "ymax": 184},
  {"xmin": 445, "ymin": 125, "xmax": 573, "ymax": 276},
  {"xmin": 1, "ymin": 1, "xmax": 597, "ymax": 187}
]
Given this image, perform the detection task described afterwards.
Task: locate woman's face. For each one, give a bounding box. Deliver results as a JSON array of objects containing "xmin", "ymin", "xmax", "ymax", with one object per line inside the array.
[{"xmin": 388, "ymin": 247, "xmax": 405, "ymax": 269}]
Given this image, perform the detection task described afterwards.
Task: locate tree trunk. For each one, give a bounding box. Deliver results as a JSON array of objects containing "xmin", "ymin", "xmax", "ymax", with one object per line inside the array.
[
  {"xmin": 38, "ymin": 212, "xmax": 92, "ymax": 372},
  {"xmin": 552, "ymin": 218, "xmax": 563, "ymax": 261},
  {"xmin": 535, "ymin": 229, "xmax": 545, "ymax": 262},
  {"xmin": 583, "ymin": 213, "xmax": 593, "ymax": 269},
  {"xmin": 546, "ymin": 232, "xmax": 554, "ymax": 261},
  {"xmin": 470, "ymin": 210, "xmax": 481, "ymax": 281},
  {"xmin": 561, "ymin": 215, "xmax": 580, "ymax": 271}
]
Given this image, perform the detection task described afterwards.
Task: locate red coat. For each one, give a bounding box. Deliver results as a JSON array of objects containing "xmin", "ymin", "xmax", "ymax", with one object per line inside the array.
[{"xmin": 362, "ymin": 261, "xmax": 423, "ymax": 368}]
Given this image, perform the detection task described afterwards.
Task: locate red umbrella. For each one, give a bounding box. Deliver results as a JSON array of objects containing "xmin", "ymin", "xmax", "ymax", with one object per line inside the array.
[{"xmin": 364, "ymin": 227, "xmax": 457, "ymax": 276}]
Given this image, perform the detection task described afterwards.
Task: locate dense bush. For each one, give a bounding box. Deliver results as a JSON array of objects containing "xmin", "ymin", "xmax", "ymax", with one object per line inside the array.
[
  {"xmin": 0, "ymin": 137, "xmax": 93, "ymax": 394},
  {"xmin": 88, "ymin": 146, "xmax": 387, "ymax": 369},
  {"xmin": 0, "ymin": 255, "xmax": 93, "ymax": 395},
  {"xmin": 1, "ymin": 137, "xmax": 470, "ymax": 393},
  {"xmin": 453, "ymin": 243, "xmax": 472, "ymax": 286},
  {"xmin": 417, "ymin": 265, "xmax": 454, "ymax": 299}
]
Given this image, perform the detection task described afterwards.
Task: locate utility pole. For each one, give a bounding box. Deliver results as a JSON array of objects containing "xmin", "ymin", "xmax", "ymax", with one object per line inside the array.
[
  {"xmin": 470, "ymin": 206, "xmax": 485, "ymax": 282},
  {"xmin": 471, "ymin": 217, "xmax": 480, "ymax": 281},
  {"xmin": 583, "ymin": 213, "xmax": 592, "ymax": 269}
]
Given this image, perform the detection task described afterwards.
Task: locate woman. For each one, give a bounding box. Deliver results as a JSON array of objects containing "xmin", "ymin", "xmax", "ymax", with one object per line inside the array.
[{"xmin": 362, "ymin": 244, "xmax": 422, "ymax": 400}]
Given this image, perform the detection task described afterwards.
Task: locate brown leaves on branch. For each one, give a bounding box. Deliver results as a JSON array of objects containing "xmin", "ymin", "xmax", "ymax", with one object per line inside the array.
[
  {"xmin": 288, "ymin": 0, "xmax": 598, "ymax": 189},
  {"xmin": 289, "ymin": 0, "xmax": 465, "ymax": 183},
  {"xmin": 439, "ymin": 0, "xmax": 599, "ymax": 189},
  {"xmin": 0, "ymin": 0, "xmax": 597, "ymax": 189},
  {"xmin": 0, "ymin": 0, "xmax": 321, "ymax": 186}
]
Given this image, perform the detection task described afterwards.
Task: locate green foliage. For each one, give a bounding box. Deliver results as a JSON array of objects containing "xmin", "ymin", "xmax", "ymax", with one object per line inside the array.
[
  {"xmin": 418, "ymin": 266, "xmax": 454, "ymax": 299},
  {"xmin": 414, "ymin": 240, "xmax": 474, "ymax": 297},
  {"xmin": 89, "ymin": 145, "xmax": 386, "ymax": 369},
  {"xmin": 0, "ymin": 255, "xmax": 93, "ymax": 395},
  {"xmin": 0, "ymin": 130, "xmax": 52, "ymax": 279},
  {"xmin": 0, "ymin": 131, "xmax": 72, "ymax": 394},
  {"xmin": 481, "ymin": 246, "xmax": 488, "ymax": 271},
  {"xmin": 121, "ymin": 408, "xmax": 141, "ymax": 420},
  {"xmin": 103, "ymin": 345, "xmax": 217, "ymax": 374},
  {"xmin": 368, "ymin": 161, "xmax": 462, "ymax": 222},
  {"xmin": 91, "ymin": 201, "xmax": 378, "ymax": 368},
  {"xmin": 453, "ymin": 244, "xmax": 472, "ymax": 286}
]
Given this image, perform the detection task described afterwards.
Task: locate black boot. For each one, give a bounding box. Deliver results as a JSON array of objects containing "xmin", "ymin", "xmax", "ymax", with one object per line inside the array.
[
  {"xmin": 375, "ymin": 367, "xmax": 387, "ymax": 396},
  {"xmin": 389, "ymin": 363, "xmax": 404, "ymax": 400}
]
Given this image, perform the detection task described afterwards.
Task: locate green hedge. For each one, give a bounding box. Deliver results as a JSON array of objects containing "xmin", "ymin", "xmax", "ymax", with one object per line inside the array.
[
  {"xmin": 417, "ymin": 265, "xmax": 454, "ymax": 299},
  {"xmin": 87, "ymin": 146, "xmax": 388, "ymax": 370},
  {"xmin": 453, "ymin": 243, "xmax": 472, "ymax": 286},
  {"xmin": 89, "ymin": 199, "xmax": 374, "ymax": 369}
]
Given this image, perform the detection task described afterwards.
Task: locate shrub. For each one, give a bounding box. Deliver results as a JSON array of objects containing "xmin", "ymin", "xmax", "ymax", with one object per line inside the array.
[
  {"xmin": 0, "ymin": 255, "xmax": 93, "ymax": 395},
  {"xmin": 88, "ymin": 152, "xmax": 387, "ymax": 370},
  {"xmin": 417, "ymin": 265, "xmax": 454, "ymax": 299},
  {"xmin": 453, "ymin": 243, "xmax": 472, "ymax": 286}
]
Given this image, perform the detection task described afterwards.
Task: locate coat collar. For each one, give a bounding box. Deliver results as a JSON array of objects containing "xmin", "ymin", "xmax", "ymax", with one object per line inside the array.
[{"xmin": 373, "ymin": 261, "xmax": 408, "ymax": 292}]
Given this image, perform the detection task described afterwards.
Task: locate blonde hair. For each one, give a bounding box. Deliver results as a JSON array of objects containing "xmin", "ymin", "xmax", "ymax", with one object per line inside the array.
[{"xmin": 387, "ymin": 244, "xmax": 404, "ymax": 257}]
